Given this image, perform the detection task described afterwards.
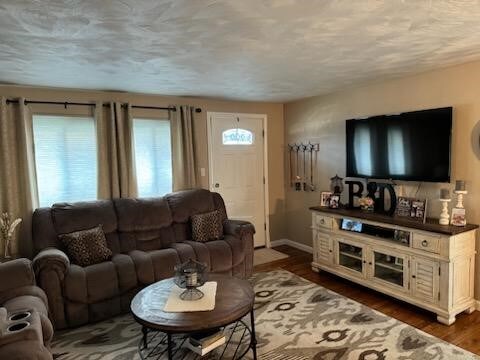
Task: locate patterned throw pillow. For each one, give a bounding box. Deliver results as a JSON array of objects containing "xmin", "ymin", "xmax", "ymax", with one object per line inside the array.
[
  {"xmin": 191, "ymin": 210, "xmax": 224, "ymax": 242},
  {"xmin": 59, "ymin": 225, "xmax": 112, "ymax": 267}
]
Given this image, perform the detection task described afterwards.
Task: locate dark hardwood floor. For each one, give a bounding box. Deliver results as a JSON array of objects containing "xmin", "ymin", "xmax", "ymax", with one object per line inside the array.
[{"xmin": 254, "ymin": 245, "xmax": 480, "ymax": 355}]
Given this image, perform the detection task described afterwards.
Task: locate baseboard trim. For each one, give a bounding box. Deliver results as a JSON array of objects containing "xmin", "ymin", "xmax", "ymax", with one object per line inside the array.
[
  {"xmin": 475, "ymin": 300, "xmax": 480, "ymax": 311},
  {"xmin": 270, "ymin": 239, "xmax": 313, "ymax": 254}
]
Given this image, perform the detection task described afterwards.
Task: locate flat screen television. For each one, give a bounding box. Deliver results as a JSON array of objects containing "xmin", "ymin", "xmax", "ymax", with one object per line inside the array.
[{"xmin": 346, "ymin": 107, "xmax": 452, "ymax": 182}]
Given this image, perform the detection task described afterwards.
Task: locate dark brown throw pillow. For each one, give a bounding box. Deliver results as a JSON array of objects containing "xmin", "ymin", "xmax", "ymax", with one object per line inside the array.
[
  {"xmin": 59, "ymin": 225, "xmax": 112, "ymax": 267},
  {"xmin": 191, "ymin": 210, "xmax": 224, "ymax": 242}
]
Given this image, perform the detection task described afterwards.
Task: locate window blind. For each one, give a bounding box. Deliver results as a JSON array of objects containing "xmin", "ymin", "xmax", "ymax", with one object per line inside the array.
[
  {"xmin": 33, "ymin": 115, "xmax": 97, "ymax": 207},
  {"xmin": 133, "ymin": 118, "xmax": 172, "ymax": 197}
]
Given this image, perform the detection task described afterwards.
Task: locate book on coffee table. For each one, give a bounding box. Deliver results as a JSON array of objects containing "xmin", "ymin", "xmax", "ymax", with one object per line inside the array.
[
  {"xmin": 186, "ymin": 329, "xmax": 226, "ymax": 355},
  {"xmin": 185, "ymin": 336, "xmax": 225, "ymax": 356}
]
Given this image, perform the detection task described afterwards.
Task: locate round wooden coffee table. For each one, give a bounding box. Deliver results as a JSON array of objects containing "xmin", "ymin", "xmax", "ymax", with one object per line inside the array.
[{"xmin": 131, "ymin": 274, "xmax": 257, "ymax": 360}]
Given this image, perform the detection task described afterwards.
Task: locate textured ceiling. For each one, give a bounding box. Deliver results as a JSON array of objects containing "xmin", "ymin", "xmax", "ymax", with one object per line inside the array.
[{"xmin": 1, "ymin": 0, "xmax": 480, "ymax": 101}]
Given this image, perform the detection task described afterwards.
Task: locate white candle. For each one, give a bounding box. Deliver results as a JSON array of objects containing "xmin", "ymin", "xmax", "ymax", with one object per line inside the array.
[
  {"xmin": 440, "ymin": 188, "xmax": 450, "ymax": 199},
  {"xmin": 455, "ymin": 180, "xmax": 466, "ymax": 191}
]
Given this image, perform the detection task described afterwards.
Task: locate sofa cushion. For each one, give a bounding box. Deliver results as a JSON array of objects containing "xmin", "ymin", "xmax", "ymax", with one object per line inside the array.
[
  {"xmin": 114, "ymin": 198, "xmax": 173, "ymax": 231},
  {"xmin": 64, "ymin": 265, "xmax": 87, "ymax": 303},
  {"xmin": 85, "ymin": 262, "xmax": 119, "ymax": 303},
  {"xmin": 52, "ymin": 200, "xmax": 117, "ymax": 234},
  {"xmin": 64, "ymin": 262, "xmax": 119, "ymax": 304},
  {"xmin": 204, "ymin": 240, "xmax": 233, "ymax": 273},
  {"xmin": 222, "ymin": 235, "xmax": 246, "ymax": 267},
  {"xmin": 113, "ymin": 198, "xmax": 175, "ymax": 253},
  {"xmin": 166, "ymin": 189, "xmax": 215, "ymax": 224},
  {"xmin": 129, "ymin": 249, "xmax": 180, "ymax": 285},
  {"xmin": 52, "ymin": 200, "xmax": 120, "ymax": 253},
  {"xmin": 183, "ymin": 241, "xmax": 211, "ymax": 268},
  {"xmin": 111, "ymin": 254, "xmax": 138, "ymax": 292},
  {"xmin": 191, "ymin": 210, "xmax": 224, "ymax": 242},
  {"xmin": 170, "ymin": 243, "xmax": 197, "ymax": 263},
  {"xmin": 59, "ymin": 225, "xmax": 112, "ymax": 267}
]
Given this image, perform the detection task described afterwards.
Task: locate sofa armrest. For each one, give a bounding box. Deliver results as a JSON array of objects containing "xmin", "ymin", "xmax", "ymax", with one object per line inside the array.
[
  {"xmin": 223, "ymin": 219, "xmax": 256, "ymax": 237},
  {"xmin": 32, "ymin": 248, "xmax": 70, "ymax": 275},
  {"xmin": 223, "ymin": 220, "xmax": 255, "ymax": 277},
  {"xmin": 32, "ymin": 249, "xmax": 70, "ymax": 329},
  {"xmin": 0, "ymin": 258, "xmax": 35, "ymax": 294}
]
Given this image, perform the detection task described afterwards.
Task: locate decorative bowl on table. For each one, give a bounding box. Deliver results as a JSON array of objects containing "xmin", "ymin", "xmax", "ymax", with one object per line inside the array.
[{"xmin": 174, "ymin": 259, "xmax": 208, "ymax": 301}]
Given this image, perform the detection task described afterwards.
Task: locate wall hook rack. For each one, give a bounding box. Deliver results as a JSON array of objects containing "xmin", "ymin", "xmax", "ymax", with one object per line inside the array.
[{"xmin": 287, "ymin": 142, "xmax": 319, "ymax": 192}]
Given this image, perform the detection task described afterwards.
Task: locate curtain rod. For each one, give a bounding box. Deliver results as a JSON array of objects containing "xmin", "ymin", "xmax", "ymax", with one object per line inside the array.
[{"xmin": 5, "ymin": 99, "xmax": 202, "ymax": 112}]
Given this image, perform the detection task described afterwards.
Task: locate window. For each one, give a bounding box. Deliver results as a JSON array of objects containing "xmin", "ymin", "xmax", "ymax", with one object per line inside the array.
[
  {"xmin": 133, "ymin": 118, "xmax": 172, "ymax": 197},
  {"xmin": 222, "ymin": 128, "xmax": 254, "ymax": 145},
  {"xmin": 33, "ymin": 115, "xmax": 97, "ymax": 207}
]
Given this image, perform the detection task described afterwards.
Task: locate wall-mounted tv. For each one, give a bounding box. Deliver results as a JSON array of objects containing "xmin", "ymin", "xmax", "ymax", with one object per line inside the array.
[{"xmin": 346, "ymin": 107, "xmax": 452, "ymax": 182}]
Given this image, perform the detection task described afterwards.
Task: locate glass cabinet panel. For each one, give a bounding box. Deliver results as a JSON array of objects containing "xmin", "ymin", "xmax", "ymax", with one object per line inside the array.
[
  {"xmin": 338, "ymin": 242, "xmax": 363, "ymax": 273},
  {"xmin": 373, "ymin": 251, "xmax": 405, "ymax": 287}
]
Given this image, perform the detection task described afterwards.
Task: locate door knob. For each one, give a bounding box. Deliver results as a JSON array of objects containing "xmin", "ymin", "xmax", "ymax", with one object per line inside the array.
[{"xmin": 214, "ymin": 183, "xmax": 220, "ymax": 188}]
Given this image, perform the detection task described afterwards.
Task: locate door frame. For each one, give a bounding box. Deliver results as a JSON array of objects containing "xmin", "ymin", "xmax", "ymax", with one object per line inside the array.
[{"xmin": 207, "ymin": 111, "xmax": 270, "ymax": 248}]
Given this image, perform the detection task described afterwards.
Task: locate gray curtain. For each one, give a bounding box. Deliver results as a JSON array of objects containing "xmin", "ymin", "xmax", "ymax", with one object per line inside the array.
[
  {"xmin": 0, "ymin": 97, "xmax": 38, "ymax": 257},
  {"xmin": 96, "ymin": 102, "xmax": 137, "ymax": 198},
  {"xmin": 170, "ymin": 105, "xmax": 197, "ymax": 191}
]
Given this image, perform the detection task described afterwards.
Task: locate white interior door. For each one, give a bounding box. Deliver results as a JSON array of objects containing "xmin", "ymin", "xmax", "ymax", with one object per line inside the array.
[{"xmin": 209, "ymin": 112, "xmax": 266, "ymax": 247}]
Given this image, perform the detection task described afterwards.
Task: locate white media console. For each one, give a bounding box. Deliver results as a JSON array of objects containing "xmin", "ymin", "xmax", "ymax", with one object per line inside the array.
[{"xmin": 310, "ymin": 206, "xmax": 478, "ymax": 325}]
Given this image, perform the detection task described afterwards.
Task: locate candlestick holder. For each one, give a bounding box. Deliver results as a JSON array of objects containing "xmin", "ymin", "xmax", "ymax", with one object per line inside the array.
[
  {"xmin": 454, "ymin": 190, "xmax": 467, "ymax": 209},
  {"xmin": 439, "ymin": 199, "xmax": 451, "ymax": 225}
]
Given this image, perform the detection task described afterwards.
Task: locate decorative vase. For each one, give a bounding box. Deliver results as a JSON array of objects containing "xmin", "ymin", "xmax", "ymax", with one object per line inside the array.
[
  {"xmin": 4, "ymin": 235, "xmax": 12, "ymax": 259},
  {"xmin": 1, "ymin": 213, "xmax": 22, "ymax": 259}
]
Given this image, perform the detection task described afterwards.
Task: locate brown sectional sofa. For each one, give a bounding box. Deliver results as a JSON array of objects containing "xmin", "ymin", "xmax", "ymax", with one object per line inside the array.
[
  {"xmin": 31, "ymin": 189, "xmax": 254, "ymax": 329},
  {"xmin": 0, "ymin": 258, "xmax": 53, "ymax": 360}
]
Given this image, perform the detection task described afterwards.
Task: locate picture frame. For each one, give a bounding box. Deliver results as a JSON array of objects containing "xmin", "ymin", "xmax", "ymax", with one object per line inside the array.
[
  {"xmin": 329, "ymin": 195, "xmax": 340, "ymax": 209},
  {"xmin": 320, "ymin": 191, "xmax": 333, "ymax": 207},
  {"xmin": 394, "ymin": 229, "xmax": 410, "ymax": 245},
  {"xmin": 395, "ymin": 196, "xmax": 427, "ymax": 223},
  {"xmin": 451, "ymin": 208, "xmax": 466, "ymax": 226},
  {"xmin": 395, "ymin": 197, "xmax": 413, "ymax": 217}
]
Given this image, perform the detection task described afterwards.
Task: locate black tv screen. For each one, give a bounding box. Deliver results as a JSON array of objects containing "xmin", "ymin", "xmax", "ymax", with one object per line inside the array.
[{"xmin": 346, "ymin": 107, "xmax": 452, "ymax": 182}]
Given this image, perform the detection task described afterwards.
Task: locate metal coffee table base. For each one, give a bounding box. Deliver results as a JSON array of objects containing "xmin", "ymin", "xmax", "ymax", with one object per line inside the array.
[{"xmin": 138, "ymin": 310, "xmax": 257, "ymax": 360}]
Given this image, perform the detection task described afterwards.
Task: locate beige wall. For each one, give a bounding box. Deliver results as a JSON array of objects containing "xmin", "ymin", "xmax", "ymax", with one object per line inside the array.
[
  {"xmin": 0, "ymin": 85, "xmax": 286, "ymax": 242},
  {"xmin": 285, "ymin": 60, "xmax": 480, "ymax": 297}
]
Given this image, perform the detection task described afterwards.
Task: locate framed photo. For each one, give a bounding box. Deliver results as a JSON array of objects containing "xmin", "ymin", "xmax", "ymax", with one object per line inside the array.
[
  {"xmin": 394, "ymin": 229, "xmax": 410, "ymax": 245},
  {"xmin": 320, "ymin": 192, "xmax": 332, "ymax": 207},
  {"xmin": 395, "ymin": 196, "xmax": 427, "ymax": 223},
  {"xmin": 395, "ymin": 197, "xmax": 413, "ymax": 217},
  {"xmin": 451, "ymin": 208, "xmax": 466, "ymax": 226},
  {"xmin": 329, "ymin": 195, "xmax": 340, "ymax": 209}
]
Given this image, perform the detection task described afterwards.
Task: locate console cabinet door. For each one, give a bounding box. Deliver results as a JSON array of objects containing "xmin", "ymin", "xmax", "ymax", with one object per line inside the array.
[
  {"xmin": 411, "ymin": 257, "xmax": 440, "ymax": 304},
  {"xmin": 313, "ymin": 231, "xmax": 333, "ymax": 265},
  {"xmin": 335, "ymin": 238, "xmax": 367, "ymax": 278},
  {"xmin": 370, "ymin": 247, "xmax": 409, "ymax": 293}
]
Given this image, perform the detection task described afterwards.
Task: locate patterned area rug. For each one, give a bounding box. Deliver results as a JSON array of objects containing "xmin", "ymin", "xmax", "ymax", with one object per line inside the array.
[{"xmin": 52, "ymin": 270, "xmax": 479, "ymax": 359}]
